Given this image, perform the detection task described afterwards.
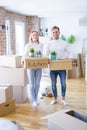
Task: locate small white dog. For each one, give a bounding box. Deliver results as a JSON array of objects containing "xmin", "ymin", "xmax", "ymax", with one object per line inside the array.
[{"xmin": 38, "ymin": 81, "xmax": 53, "ymax": 99}]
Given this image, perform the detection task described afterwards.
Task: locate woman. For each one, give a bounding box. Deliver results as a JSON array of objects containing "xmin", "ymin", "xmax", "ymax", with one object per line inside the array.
[{"xmin": 21, "ymin": 31, "xmax": 43, "ymax": 107}]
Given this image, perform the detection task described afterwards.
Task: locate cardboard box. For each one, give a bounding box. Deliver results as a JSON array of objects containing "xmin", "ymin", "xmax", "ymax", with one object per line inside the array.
[
  {"xmin": 68, "ymin": 64, "xmax": 80, "ymax": 78},
  {"xmin": 0, "ymin": 98, "xmax": 15, "ymax": 116},
  {"xmin": 0, "ymin": 85, "xmax": 13, "ymax": 103},
  {"xmin": 85, "ymin": 54, "xmax": 87, "ymax": 82},
  {"xmin": 13, "ymin": 85, "xmax": 28, "ymax": 103},
  {"xmin": 49, "ymin": 59, "xmax": 73, "ymax": 70},
  {"xmin": 41, "ymin": 109, "xmax": 87, "ymax": 130},
  {"xmin": 0, "ymin": 55, "xmax": 22, "ymax": 68},
  {"xmin": 24, "ymin": 57, "xmax": 49, "ymax": 69},
  {"xmin": 0, "ymin": 67, "xmax": 28, "ymax": 86}
]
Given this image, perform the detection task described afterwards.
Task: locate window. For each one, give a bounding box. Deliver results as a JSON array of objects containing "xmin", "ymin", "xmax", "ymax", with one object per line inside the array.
[
  {"xmin": 6, "ymin": 20, "xmax": 11, "ymax": 55},
  {"xmin": 15, "ymin": 21, "xmax": 25, "ymax": 55}
]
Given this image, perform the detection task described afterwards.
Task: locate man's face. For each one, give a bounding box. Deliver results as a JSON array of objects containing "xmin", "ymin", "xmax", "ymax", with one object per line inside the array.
[{"xmin": 52, "ymin": 28, "xmax": 60, "ymax": 40}]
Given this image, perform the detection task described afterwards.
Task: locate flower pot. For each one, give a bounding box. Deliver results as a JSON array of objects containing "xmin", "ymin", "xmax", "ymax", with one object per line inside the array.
[
  {"xmin": 51, "ymin": 55, "xmax": 56, "ymax": 60},
  {"xmin": 29, "ymin": 52, "xmax": 34, "ymax": 57},
  {"xmin": 36, "ymin": 54, "xmax": 42, "ymax": 58}
]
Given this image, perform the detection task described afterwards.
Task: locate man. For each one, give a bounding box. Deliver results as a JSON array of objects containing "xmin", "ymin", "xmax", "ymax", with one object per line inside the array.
[{"xmin": 45, "ymin": 26, "xmax": 71, "ymax": 105}]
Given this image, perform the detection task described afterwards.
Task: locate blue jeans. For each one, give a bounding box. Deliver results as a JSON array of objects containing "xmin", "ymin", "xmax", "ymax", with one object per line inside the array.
[
  {"xmin": 50, "ymin": 70, "xmax": 66, "ymax": 99},
  {"xmin": 27, "ymin": 69, "xmax": 42, "ymax": 102}
]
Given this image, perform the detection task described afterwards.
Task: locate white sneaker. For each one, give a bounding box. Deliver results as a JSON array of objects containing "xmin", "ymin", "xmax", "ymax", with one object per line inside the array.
[
  {"xmin": 36, "ymin": 101, "xmax": 39, "ymax": 105},
  {"xmin": 61, "ymin": 100, "xmax": 68, "ymax": 106},
  {"xmin": 32, "ymin": 101, "xmax": 37, "ymax": 107},
  {"xmin": 50, "ymin": 100, "xmax": 57, "ymax": 105}
]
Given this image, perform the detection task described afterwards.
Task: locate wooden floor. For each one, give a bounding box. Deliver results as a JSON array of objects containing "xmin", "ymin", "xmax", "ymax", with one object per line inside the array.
[{"xmin": 1, "ymin": 77, "xmax": 87, "ymax": 130}]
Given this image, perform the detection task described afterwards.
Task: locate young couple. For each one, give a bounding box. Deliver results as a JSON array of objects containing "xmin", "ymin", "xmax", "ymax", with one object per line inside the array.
[{"xmin": 21, "ymin": 26, "xmax": 71, "ymax": 107}]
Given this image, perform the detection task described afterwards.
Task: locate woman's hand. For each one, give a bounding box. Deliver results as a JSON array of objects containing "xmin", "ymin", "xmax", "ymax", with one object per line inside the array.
[
  {"xmin": 21, "ymin": 58, "xmax": 25, "ymax": 67},
  {"xmin": 21, "ymin": 61, "xmax": 24, "ymax": 67}
]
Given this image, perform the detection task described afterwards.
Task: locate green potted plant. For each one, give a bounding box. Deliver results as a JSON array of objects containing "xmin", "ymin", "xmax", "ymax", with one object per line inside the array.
[
  {"xmin": 50, "ymin": 51, "xmax": 57, "ymax": 60},
  {"xmin": 67, "ymin": 35, "xmax": 75, "ymax": 44},
  {"xmin": 36, "ymin": 50, "xmax": 42, "ymax": 57},
  {"xmin": 29, "ymin": 48, "xmax": 35, "ymax": 57}
]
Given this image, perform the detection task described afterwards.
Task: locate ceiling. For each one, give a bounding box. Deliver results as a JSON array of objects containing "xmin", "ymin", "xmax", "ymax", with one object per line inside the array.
[{"xmin": 0, "ymin": 0, "xmax": 87, "ymax": 17}]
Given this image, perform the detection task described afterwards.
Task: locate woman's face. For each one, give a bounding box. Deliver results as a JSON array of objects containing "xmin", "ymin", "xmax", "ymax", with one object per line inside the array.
[
  {"xmin": 52, "ymin": 28, "xmax": 60, "ymax": 40},
  {"xmin": 31, "ymin": 31, "xmax": 39, "ymax": 42}
]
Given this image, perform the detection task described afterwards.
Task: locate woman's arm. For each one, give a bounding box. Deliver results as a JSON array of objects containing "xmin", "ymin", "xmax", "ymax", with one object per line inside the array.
[{"xmin": 21, "ymin": 43, "xmax": 29, "ymax": 66}]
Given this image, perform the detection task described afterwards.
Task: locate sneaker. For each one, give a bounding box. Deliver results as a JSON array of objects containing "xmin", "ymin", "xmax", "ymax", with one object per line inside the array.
[
  {"xmin": 61, "ymin": 100, "xmax": 68, "ymax": 106},
  {"xmin": 36, "ymin": 101, "xmax": 40, "ymax": 105},
  {"xmin": 32, "ymin": 101, "xmax": 37, "ymax": 107},
  {"xmin": 50, "ymin": 100, "xmax": 57, "ymax": 105}
]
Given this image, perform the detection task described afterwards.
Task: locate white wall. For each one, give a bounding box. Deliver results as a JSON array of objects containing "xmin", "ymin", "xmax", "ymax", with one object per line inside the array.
[
  {"xmin": 40, "ymin": 15, "xmax": 87, "ymax": 58},
  {"xmin": 40, "ymin": 15, "xmax": 79, "ymax": 36}
]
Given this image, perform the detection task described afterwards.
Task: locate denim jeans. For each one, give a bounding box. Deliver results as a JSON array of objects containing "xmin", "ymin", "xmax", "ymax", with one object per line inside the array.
[
  {"xmin": 27, "ymin": 69, "xmax": 42, "ymax": 102},
  {"xmin": 50, "ymin": 70, "xmax": 66, "ymax": 99}
]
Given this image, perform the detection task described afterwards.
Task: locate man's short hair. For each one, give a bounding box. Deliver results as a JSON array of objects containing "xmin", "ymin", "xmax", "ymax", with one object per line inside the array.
[{"xmin": 51, "ymin": 26, "xmax": 60, "ymax": 31}]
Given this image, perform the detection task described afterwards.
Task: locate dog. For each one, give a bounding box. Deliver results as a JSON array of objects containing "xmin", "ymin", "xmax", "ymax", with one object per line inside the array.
[{"xmin": 38, "ymin": 81, "xmax": 53, "ymax": 99}]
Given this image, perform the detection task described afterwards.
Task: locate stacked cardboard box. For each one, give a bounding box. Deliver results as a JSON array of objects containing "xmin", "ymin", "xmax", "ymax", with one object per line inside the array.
[
  {"xmin": 13, "ymin": 85, "xmax": 28, "ymax": 103},
  {"xmin": 85, "ymin": 54, "xmax": 87, "ymax": 83},
  {"xmin": 67, "ymin": 63, "xmax": 79, "ymax": 78},
  {"xmin": 0, "ymin": 85, "xmax": 13, "ymax": 103},
  {"xmin": 0, "ymin": 55, "xmax": 22, "ymax": 68},
  {"xmin": 68, "ymin": 54, "xmax": 83, "ymax": 78},
  {"xmin": 0, "ymin": 85, "xmax": 15, "ymax": 116},
  {"xmin": 0, "ymin": 67, "xmax": 28, "ymax": 86},
  {"xmin": 0, "ymin": 55, "xmax": 28, "ymax": 103}
]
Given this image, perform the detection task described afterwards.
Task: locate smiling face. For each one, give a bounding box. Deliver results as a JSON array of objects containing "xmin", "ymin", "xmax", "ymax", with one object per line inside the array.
[
  {"xmin": 52, "ymin": 28, "xmax": 60, "ymax": 40},
  {"xmin": 31, "ymin": 31, "xmax": 39, "ymax": 43}
]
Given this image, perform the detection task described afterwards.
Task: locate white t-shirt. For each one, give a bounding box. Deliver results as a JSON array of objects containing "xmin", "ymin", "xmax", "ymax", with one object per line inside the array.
[
  {"xmin": 45, "ymin": 39, "xmax": 72, "ymax": 59},
  {"xmin": 23, "ymin": 42, "xmax": 43, "ymax": 57}
]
